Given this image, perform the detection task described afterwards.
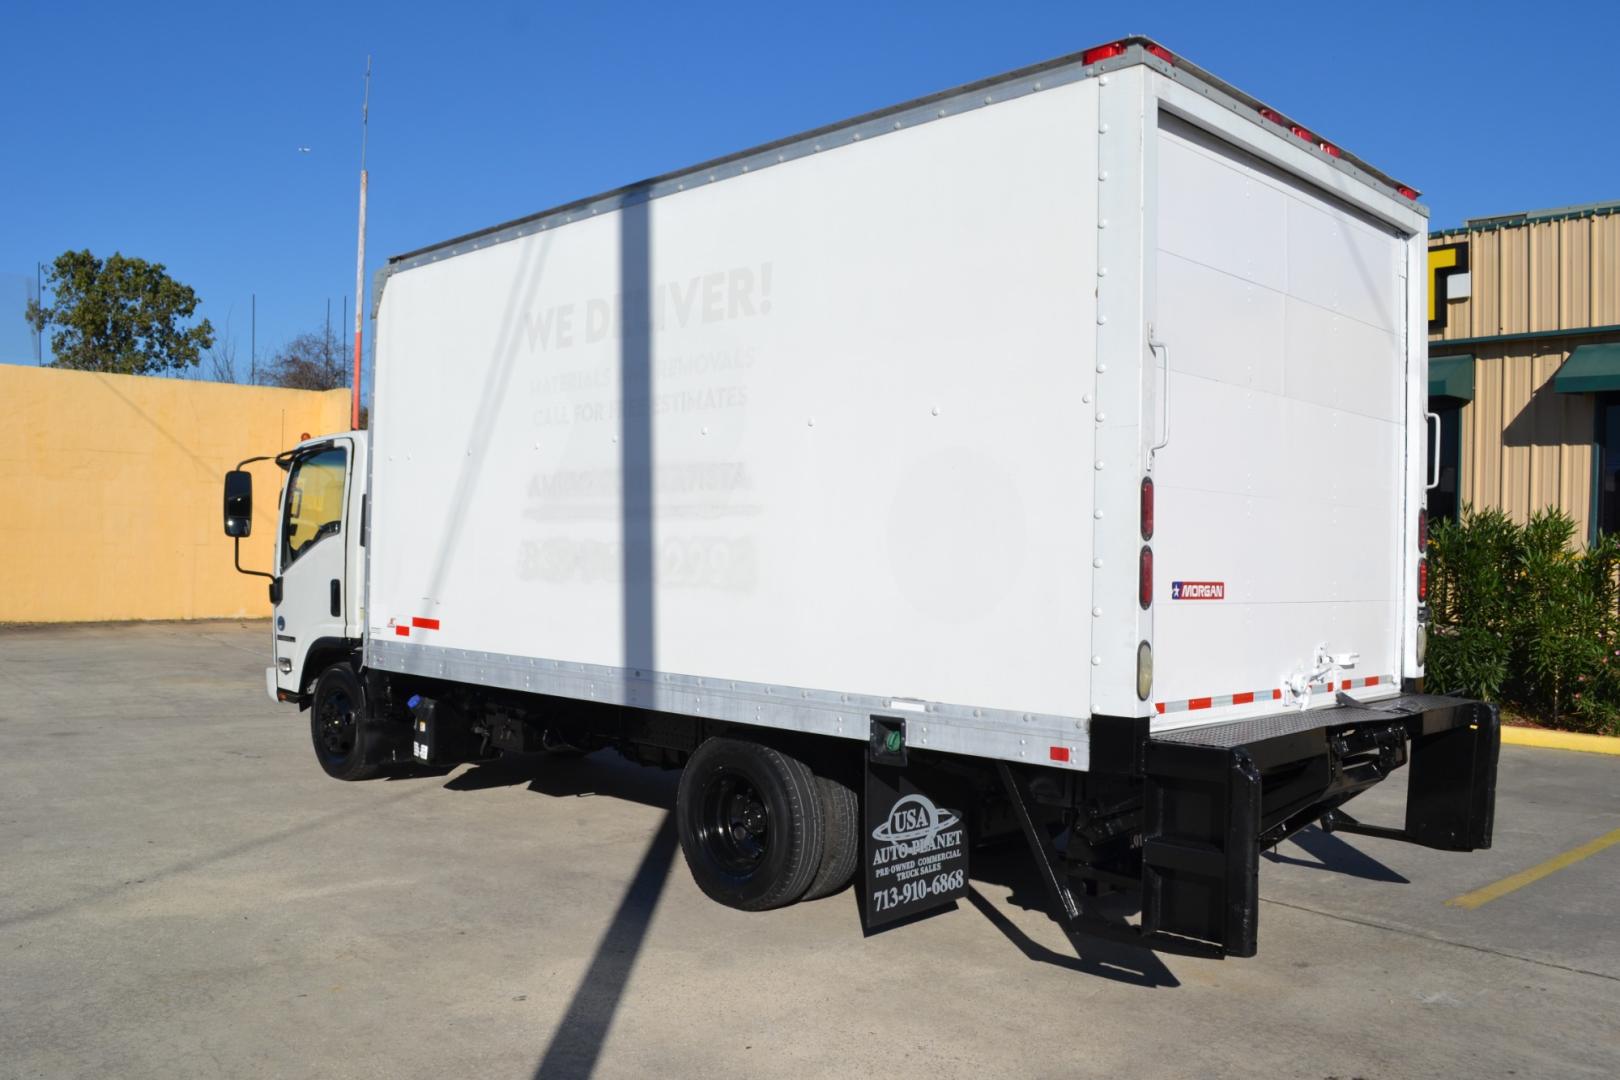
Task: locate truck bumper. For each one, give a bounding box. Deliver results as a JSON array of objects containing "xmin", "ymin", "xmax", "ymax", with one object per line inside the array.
[
  {"xmin": 1004, "ymin": 694, "xmax": 1499, "ymax": 960},
  {"xmin": 1141, "ymin": 693, "xmax": 1499, "ymax": 956}
]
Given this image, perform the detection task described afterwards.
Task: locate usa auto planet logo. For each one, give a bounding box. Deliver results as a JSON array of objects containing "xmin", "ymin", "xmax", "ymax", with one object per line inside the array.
[
  {"xmin": 1171, "ymin": 580, "xmax": 1226, "ymax": 600},
  {"xmin": 872, "ymin": 793, "xmax": 961, "ymax": 855}
]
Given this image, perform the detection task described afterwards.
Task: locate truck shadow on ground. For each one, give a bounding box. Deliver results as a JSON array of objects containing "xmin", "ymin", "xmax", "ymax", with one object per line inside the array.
[
  {"xmin": 1261, "ymin": 825, "xmax": 1409, "ymax": 884},
  {"xmin": 965, "ymin": 842, "xmax": 1181, "ymax": 988}
]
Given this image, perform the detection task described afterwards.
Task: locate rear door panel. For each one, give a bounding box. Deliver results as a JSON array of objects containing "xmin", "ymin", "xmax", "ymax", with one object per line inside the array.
[{"xmin": 1151, "ymin": 114, "xmax": 1406, "ymax": 723}]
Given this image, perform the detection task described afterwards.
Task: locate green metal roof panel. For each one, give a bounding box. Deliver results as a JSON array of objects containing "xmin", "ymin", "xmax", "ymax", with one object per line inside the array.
[
  {"xmin": 1553, "ymin": 343, "xmax": 1620, "ymax": 394},
  {"xmin": 1429, "ymin": 354, "xmax": 1474, "ymax": 401}
]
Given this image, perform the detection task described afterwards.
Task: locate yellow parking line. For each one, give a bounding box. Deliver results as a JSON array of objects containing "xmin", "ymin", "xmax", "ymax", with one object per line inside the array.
[{"xmin": 1446, "ymin": 827, "xmax": 1620, "ymax": 910}]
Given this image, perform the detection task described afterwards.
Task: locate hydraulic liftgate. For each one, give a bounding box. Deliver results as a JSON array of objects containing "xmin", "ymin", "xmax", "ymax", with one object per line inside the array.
[{"xmin": 996, "ymin": 694, "xmax": 1499, "ymax": 957}]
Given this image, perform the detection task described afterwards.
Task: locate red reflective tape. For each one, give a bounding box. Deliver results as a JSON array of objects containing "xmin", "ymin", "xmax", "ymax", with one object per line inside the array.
[
  {"xmin": 1155, "ymin": 702, "xmax": 1166, "ymax": 714},
  {"xmin": 1364, "ymin": 676, "xmax": 1380, "ymax": 687},
  {"xmin": 1049, "ymin": 746, "xmax": 1071, "ymax": 763},
  {"xmin": 411, "ymin": 617, "xmax": 440, "ymax": 630},
  {"xmin": 1187, "ymin": 697, "xmax": 1213, "ymax": 711},
  {"xmin": 1231, "ymin": 692, "xmax": 1255, "ymax": 705},
  {"xmin": 394, "ymin": 625, "xmax": 410, "ymax": 637}
]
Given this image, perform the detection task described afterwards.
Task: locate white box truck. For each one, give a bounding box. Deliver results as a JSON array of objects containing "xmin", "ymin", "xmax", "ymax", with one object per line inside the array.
[{"xmin": 223, "ymin": 37, "xmax": 1498, "ymax": 958}]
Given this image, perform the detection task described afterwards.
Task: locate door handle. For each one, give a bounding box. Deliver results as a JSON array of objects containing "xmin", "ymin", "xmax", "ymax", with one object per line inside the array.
[
  {"xmin": 330, "ymin": 579, "xmax": 341, "ymax": 617},
  {"xmin": 1426, "ymin": 411, "xmax": 1442, "ymax": 491},
  {"xmin": 1148, "ymin": 329, "xmax": 1171, "ymax": 468}
]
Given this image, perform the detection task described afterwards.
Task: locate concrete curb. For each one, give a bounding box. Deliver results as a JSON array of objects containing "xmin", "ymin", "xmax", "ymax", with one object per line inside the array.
[{"xmin": 1502, "ymin": 726, "xmax": 1620, "ymax": 756}]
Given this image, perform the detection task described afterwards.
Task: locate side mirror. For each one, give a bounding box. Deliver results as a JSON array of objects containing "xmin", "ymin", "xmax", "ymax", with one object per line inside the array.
[{"xmin": 224, "ymin": 470, "xmax": 254, "ymax": 537}]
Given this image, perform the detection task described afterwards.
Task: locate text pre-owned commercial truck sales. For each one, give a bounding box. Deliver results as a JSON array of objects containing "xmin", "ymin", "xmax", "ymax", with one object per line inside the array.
[{"xmin": 223, "ymin": 37, "xmax": 1498, "ymax": 958}]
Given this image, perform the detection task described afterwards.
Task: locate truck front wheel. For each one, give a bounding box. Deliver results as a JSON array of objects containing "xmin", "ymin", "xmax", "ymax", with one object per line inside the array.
[
  {"xmin": 677, "ymin": 737, "xmax": 825, "ymax": 911},
  {"xmin": 310, "ymin": 663, "xmax": 382, "ymax": 781}
]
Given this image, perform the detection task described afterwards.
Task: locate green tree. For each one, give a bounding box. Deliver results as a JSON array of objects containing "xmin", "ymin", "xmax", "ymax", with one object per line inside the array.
[{"xmin": 25, "ymin": 250, "xmax": 215, "ymax": 375}]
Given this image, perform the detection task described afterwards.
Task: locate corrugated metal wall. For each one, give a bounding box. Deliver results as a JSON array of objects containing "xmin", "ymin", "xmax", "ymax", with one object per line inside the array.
[{"xmin": 1431, "ymin": 206, "xmax": 1620, "ymax": 539}]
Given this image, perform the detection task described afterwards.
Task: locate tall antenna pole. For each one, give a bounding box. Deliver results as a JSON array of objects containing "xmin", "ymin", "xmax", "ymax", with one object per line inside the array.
[{"xmin": 351, "ymin": 55, "xmax": 371, "ymax": 430}]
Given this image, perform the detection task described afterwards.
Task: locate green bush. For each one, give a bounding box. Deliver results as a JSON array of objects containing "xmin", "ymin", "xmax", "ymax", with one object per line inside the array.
[{"xmin": 1427, "ymin": 506, "xmax": 1620, "ymax": 735}]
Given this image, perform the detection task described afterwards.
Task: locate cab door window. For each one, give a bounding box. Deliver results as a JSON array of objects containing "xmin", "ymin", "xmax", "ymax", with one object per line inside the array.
[{"xmin": 282, "ymin": 447, "xmax": 348, "ymax": 568}]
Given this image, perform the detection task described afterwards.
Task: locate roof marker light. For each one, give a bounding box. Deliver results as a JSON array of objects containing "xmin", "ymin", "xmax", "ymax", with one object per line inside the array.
[
  {"xmin": 1259, "ymin": 108, "xmax": 1284, "ymax": 125},
  {"xmin": 1081, "ymin": 41, "xmax": 1128, "ymax": 65},
  {"xmin": 1397, "ymin": 185, "xmax": 1420, "ymax": 200},
  {"xmin": 1319, "ymin": 141, "xmax": 1342, "ymax": 158},
  {"xmin": 1146, "ymin": 44, "xmax": 1175, "ymax": 63},
  {"xmin": 1289, "ymin": 124, "xmax": 1315, "ymax": 143}
]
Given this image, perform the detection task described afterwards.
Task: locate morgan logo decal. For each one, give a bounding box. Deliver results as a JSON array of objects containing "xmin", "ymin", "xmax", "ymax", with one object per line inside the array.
[{"xmin": 1171, "ymin": 580, "xmax": 1226, "ymax": 600}]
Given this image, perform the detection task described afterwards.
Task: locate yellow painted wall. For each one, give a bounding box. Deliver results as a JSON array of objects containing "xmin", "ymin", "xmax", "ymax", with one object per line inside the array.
[{"xmin": 0, "ymin": 365, "xmax": 349, "ymax": 622}]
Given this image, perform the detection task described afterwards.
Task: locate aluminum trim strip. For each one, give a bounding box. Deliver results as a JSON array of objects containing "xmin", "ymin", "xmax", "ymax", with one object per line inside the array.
[{"xmin": 366, "ymin": 637, "xmax": 1094, "ymax": 770}]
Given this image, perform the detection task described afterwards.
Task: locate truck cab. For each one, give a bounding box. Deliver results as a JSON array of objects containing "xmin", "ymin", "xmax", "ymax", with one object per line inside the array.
[{"xmin": 224, "ymin": 432, "xmax": 369, "ymax": 705}]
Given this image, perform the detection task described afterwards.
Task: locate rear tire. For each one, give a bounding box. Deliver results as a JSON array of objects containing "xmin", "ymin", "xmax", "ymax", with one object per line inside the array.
[
  {"xmin": 802, "ymin": 772, "xmax": 860, "ymax": 901},
  {"xmin": 677, "ymin": 737, "xmax": 824, "ymax": 911},
  {"xmin": 310, "ymin": 663, "xmax": 381, "ymax": 781}
]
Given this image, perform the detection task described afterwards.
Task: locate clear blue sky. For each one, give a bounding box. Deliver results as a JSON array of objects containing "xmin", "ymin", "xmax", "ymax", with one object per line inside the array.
[{"xmin": 2, "ymin": 0, "xmax": 1616, "ymax": 382}]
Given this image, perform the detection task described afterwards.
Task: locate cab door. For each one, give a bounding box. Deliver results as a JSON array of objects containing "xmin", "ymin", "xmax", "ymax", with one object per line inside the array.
[{"xmin": 274, "ymin": 439, "xmax": 354, "ymax": 696}]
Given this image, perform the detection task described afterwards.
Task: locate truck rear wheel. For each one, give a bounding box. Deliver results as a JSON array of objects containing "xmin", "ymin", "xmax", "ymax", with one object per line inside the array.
[
  {"xmin": 802, "ymin": 772, "xmax": 860, "ymax": 901},
  {"xmin": 310, "ymin": 663, "xmax": 381, "ymax": 781},
  {"xmin": 677, "ymin": 737, "xmax": 824, "ymax": 911}
]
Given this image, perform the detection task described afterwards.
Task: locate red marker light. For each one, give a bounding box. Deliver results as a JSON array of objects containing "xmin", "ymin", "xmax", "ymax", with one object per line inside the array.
[
  {"xmin": 1397, "ymin": 185, "xmax": 1419, "ymax": 200},
  {"xmin": 1289, "ymin": 124, "xmax": 1315, "ymax": 143},
  {"xmin": 1418, "ymin": 559, "xmax": 1429, "ymax": 603},
  {"xmin": 1081, "ymin": 41, "xmax": 1128, "ymax": 65},
  {"xmin": 1259, "ymin": 108, "xmax": 1284, "ymax": 125},
  {"xmin": 1319, "ymin": 141, "xmax": 1342, "ymax": 158},
  {"xmin": 300, "ymin": 431, "xmax": 311, "ymax": 441},
  {"xmin": 1146, "ymin": 44, "xmax": 1174, "ymax": 63}
]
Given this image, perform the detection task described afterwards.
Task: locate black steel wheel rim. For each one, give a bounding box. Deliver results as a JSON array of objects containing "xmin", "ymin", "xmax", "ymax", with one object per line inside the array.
[
  {"xmin": 317, "ymin": 686, "xmax": 357, "ymax": 761},
  {"xmin": 697, "ymin": 768, "xmax": 770, "ymax": 875}
]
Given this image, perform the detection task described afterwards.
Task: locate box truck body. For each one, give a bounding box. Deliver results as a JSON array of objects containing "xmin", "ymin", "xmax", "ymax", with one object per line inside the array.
[{"xmin": 234, "ymin": 39, "xmax": 1497, "ymax": 959}]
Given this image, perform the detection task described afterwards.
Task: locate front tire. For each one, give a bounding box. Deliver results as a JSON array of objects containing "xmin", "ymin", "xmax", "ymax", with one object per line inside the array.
[
  {"xmin": 677, "ymin": 737, "xmax": 824, "ymax": 911},
  {"xmin": 310, "ymin": 663, "xmax": 381, "ymax": 781}
]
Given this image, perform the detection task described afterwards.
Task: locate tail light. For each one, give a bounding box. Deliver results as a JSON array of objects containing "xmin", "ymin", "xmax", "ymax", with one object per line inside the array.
[
  {"xmin": 1139, "ymin": 545, "xmax": 1153, "ymax": 609},
  {"xmin": 1140, "ymin": 477, "xmax": 1155, "ymax": 541},
  {"xmin": 1418, "ymin": 559, "xmax": 1429, "ymax": 603},
  {"xmin": 1082, "ymin": 42, "xmax": 1128, "ymax": 64},
  {"xmin": 1419, "ymin": 510, "xmax": 1428, "ymax": 552}
]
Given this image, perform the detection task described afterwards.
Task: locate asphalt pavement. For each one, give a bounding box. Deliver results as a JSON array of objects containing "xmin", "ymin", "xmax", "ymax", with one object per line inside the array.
[{"xmin": 2, "ymin": 621, "xmax": 1617, "ymax": 1079}]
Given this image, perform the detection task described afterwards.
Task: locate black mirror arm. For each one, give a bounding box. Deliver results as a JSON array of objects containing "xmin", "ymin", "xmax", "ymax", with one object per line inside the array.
[{"xmin": 233, "ymin": 536, "xmax": 275, "ymax": 581}]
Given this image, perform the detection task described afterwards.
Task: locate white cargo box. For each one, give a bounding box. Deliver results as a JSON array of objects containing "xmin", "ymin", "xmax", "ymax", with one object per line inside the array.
[{"xmin": 366, "ymin": 40, "xmax": 1430, "ymax": 773}]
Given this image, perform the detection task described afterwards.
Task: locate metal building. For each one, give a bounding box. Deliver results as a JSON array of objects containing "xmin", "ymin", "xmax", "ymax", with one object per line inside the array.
[{"xmin": 1428, "ymin": 200, "xmax": 1620, "ymax": 541}]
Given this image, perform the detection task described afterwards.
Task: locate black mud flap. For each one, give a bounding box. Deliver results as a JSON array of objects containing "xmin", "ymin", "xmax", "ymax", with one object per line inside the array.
[
  {"xmin": 1140, "ymin": 744, "xmax": 1262, "ymax": 957},
  {"xmin": 861, "ymin": 719, "xmax": 971, "ymax": 931}
]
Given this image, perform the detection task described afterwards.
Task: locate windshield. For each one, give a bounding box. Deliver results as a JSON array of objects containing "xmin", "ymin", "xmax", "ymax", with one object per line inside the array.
[{"xmin": 281, "ymin": 447, "xmax": 347, "ymax": 568}]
